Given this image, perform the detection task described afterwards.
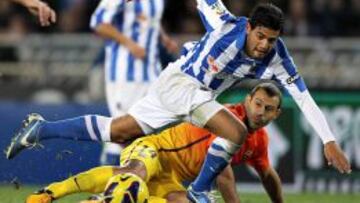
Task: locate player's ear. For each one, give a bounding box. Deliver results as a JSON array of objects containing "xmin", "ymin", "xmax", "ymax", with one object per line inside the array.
[
  {"xmin": 245, "ymin": 95, "xmax": 251, "ymax": 104},
  {"xmin": 274, "ymin": 108, "xmax": 281, "ymax": 119},
  {"xmin": 246, "ymin": 22, "xmax": 251, "ymax": 33}
]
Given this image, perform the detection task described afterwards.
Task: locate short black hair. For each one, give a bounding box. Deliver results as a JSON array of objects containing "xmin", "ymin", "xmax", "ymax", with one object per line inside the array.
[
  {"xmin": 249, "ymin": 82, "xmax": 282, "ymax": 109},
  {"xmin": 249, "ymin": 3, "xmax": 285, "ymax": 33}
]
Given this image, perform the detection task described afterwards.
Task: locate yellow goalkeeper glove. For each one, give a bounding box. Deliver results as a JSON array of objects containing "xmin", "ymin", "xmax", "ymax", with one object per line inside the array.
[{"xmin": 26, "ymin": 189, "xmax": 54, "ymax": 203}]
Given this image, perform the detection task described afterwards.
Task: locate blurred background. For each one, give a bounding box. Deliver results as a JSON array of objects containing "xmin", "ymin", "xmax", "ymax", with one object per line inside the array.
[{"xmin": 0, "ymin": 0, "xmax": 359, "ymax": 202}]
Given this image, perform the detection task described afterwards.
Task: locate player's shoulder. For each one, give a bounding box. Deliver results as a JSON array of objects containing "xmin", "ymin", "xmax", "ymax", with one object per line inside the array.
[
  {"xmin": 225, "ymin": 103, "xmax": 245, "ymax": 117},
  {"xmin": 267, "ymin": 37, "xmax": 291, "ymax": 66},
  {"xmin": 228, "ymin": 16, "xmax": 248, "ymax": 29},
  {"xmin": 217, "ymin": 16, "xmax": 247, "ymax": 29},
  {"xmin": 237, "ymin": 16, "xmax": 248, "ymax": 24},
  {"xmin": 228, "ymin": 16, "xmax": 247, "ymax": 23},
  {"xmin": 274, "ymin": 37, "xmax": 291, "ymax": 58}
]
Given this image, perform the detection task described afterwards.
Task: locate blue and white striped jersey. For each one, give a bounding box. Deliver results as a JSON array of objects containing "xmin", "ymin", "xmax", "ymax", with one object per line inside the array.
[
  {"xmin": 179, "ymin": 0, "xmax": 335, "ymax": 144},
  {"xmin": 180, "ymin": 0, "xmax": 306, "ymax": 97},
  {"xmin": 90, "ymin": 0, "xmax": 164, "ymax": 83}
]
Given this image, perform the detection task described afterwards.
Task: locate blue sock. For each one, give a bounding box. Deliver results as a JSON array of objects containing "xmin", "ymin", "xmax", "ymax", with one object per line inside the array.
[
  {"xmin": 191, "ymin": 137, "xmax": 240, "ymax": 192},
  {"xmin": 38, "ymin": 115, "xmax": 112, "ymax": 142}
]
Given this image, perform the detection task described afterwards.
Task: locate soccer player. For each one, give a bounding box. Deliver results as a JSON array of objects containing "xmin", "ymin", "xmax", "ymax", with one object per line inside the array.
[
  {"xmin": 90, "ymin": 0, "xmax": 177, "ymax": 165},
  {"xmin": 6, "ymin": 0, "xmax": 351, "ymax": 202},
  {"xmin": 26, "ymin": 83, "xmax": 284, "ymax": 203},
  {"xmin": 11, "ymin": 0, "xmax": 56, "ymax": 26}
]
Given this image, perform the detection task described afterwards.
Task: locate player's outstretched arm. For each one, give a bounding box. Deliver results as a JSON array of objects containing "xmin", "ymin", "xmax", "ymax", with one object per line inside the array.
[
  {"xmin": 272, "ymin": 39, "xmax": 351, "ymax": 174},
  {"xmin": 287, "ymin": 90, "xmax": 351, "ymax": 174},
  {"xmin": 257, "ymin": 167, "xmax": 283, "ymax": 203},
  {"xmin": 12, "ymin": 0, "xmax": 56, "ymax": 26},
  {"xmin": 216, "ymin": 165, "xmax": 241, "ymax": 203},
  {"xmin": 296, "ymin": 91, "xmax": 351, "ymax": 174}
]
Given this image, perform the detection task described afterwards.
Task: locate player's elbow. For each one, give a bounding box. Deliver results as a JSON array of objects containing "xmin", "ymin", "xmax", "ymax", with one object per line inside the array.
[{"xmin": 258, "ymin": 167, "xmax": 277, "ymax": 181}]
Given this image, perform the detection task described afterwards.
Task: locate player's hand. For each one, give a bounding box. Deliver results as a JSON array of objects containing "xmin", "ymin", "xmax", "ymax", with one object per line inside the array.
[
  {"xmin": 128, "ymin": 42, "xmax": 146, "ymax": 59},
  {"xmin": 26, "ymin": 0, "xmax": 56, "ymax": 26},
  {"xmin": 324, "ymin": 141, "xmax": 351, "ymax": 174}
]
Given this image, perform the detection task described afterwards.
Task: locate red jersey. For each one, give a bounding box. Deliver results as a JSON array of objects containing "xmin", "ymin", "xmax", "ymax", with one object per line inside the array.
[{"xmin": 148, "ymin": 103, "xmax": 270, "ymax": 181}]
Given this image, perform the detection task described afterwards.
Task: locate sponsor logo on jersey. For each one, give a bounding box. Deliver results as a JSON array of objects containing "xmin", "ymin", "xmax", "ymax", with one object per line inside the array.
[
  {"xmin": 286, "ymin": 73, "xmax": 300, "ymax": 84},
  {"xmin": 137, "ymin": 13, "xmax": 147, "ymax": 22},
  {"xmin": 242, "ymin": 150, "xmax": 253, "ymax": 161},
  {"xmin": 138, "ymin": 146, "xmax": 157, "ymax": 159},
  {"xmin": 207, "ymin": 55, "xmax": 220, "ymax": 73},
  {"xmin": 210, "ymin": 2, "xmax": 226, "ymax": 15}
]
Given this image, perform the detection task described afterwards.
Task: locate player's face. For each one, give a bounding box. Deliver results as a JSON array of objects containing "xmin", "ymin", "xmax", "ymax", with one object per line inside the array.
[
  {"xmin": 245, "ymin": 23, "xmax": 280, "ymax": 59},
  {"xmin": 245, "ymin": 89, "xmax": 281, "ymax": 130}
]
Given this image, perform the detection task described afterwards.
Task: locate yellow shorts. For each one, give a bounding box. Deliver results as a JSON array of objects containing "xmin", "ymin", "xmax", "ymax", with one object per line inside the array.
[{"xmin": 120, "ymin": 138, "xmax": 186, "ymax": 198}]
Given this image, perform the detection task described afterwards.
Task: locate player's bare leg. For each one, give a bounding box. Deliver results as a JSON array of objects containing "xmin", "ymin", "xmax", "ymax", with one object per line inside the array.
[
  {"xmin": 110, "ymin": 115, "xmax": 145, "ymax": 143},
  {"xmin": 166, "ymin": 191, "xmax": 190, "ymax": 203},
  {"xmin": 204, "ymin": 109, "xmax": 248, "ymax": 144},
  {"xmin": 188, "ymin": 108, "xmax": 248, "ymax": 203}
]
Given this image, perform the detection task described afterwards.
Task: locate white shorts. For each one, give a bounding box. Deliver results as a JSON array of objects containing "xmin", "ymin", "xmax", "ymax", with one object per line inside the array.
[
  {"xmin": 104, "ymin": 80, "xmax": 150, "ymax": 163},
  {"xmin": 106, "ymin": 81, "xmax": 150, "ymax": 117},
  {"xmin": 128, "ymin": 59, "xmax": 224, "ymax": 134}
]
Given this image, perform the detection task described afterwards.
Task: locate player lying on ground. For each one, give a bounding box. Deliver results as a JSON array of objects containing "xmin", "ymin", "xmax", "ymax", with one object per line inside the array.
[
  {"xmin": 26, "ymin": 83, "xmax": 284, "ymax": 203},
  {"xmin": 11, "ymin": 0, "xmax": 56, "ymax": 26},
  {"xmin": 6, "ymin": 0, "xmax": 351, "ymax": 202}
]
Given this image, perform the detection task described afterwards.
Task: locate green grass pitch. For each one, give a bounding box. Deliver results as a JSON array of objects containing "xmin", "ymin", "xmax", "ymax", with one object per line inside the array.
[{"xmin": 1, "ymin": 185, "xmax": 359, "ymax": 203}]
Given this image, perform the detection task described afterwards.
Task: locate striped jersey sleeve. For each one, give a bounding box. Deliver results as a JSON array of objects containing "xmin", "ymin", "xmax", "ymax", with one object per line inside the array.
[
  {"xmin": 270, "ymin": 38, "xmax": 335, "ymax": 143},
  {"xmin": 271, "ymin": 38, "xmax": 307, "ymax": 95},
  {"xmin": 90, "ymin": 0, "xmax": 125, "ymax": 29},
  {"xmin": 196, "ymin": 0, "xmax": 236, "ymax": 32}
]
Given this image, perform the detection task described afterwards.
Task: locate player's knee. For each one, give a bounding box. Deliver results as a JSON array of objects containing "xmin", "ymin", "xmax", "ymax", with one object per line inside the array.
[
  {"xmin": 212, "ymin": 121, "xmax": 248, "ymax": 144},
  {"xmin": 166, "ymin": 191, "xmax": 188, "ymax": 203},
  {"xmin": 233, "ymin": 121, "xmax": 248, "ymax": 144}
]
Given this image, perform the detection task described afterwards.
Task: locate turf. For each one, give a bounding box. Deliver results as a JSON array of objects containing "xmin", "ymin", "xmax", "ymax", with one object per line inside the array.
[
  {"xmin": 0, "ymin": 185, "xmax": 88, "ymax": 203},
  {"xmin": 234, "ymin": 192, "xmax": 360, "ymax": 203},
  {"xmin": 1, "ymin": 185, "xmax": 359, "ymax": 203}
]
